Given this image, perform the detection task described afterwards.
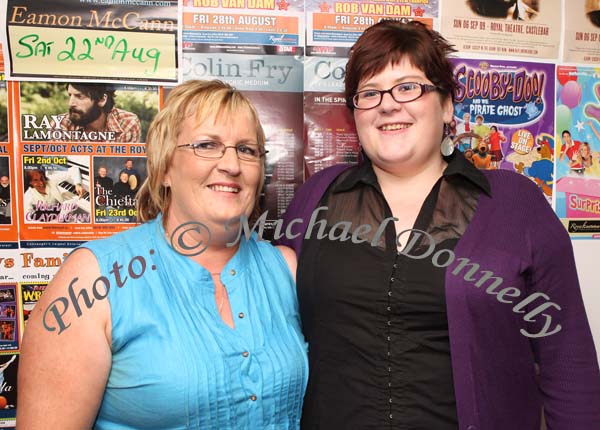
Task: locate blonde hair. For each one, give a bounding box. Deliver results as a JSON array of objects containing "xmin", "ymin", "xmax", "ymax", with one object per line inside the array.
[
  {"xmin": 137, "ymin": 80, "xmax": 266, "ymax": 223},
  {"xmin": 578, "ymin": 142, "xmax": 593, "ymax": 167}
]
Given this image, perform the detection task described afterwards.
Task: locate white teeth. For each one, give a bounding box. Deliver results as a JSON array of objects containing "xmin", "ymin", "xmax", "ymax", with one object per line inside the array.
[
  {"xmin": 209, "ymin": 185, "xmax": 239, "ymax": 193},
  {"xmin": 380, "ymin": 123, "xmax": 411, "ymax": 131}
]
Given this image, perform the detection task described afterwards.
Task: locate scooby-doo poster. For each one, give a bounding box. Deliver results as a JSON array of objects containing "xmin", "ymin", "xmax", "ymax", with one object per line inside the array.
[{"xmin": 451, "ymin": 58, "xmax": 555, "ymax": 203}]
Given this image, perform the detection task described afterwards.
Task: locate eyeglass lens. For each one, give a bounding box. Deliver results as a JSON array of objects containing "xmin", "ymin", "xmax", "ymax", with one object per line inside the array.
[
  {"xmin": 353, "ymin": 83, "xmax": 432, "ymax": 109},
  {"xmin": 191, "ymin": 141, "xmax": 261, "ymax": 161}
]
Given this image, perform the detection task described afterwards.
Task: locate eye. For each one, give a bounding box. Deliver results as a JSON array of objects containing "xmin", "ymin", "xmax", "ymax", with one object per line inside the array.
[
  {"xmin": 237, "ymin": 144, "xmax": 259, "ymax": 157},
  {"xmin": 192, "ymin": 141, "xmax": 218, "ymax": 150},
  {"xmin": 397, "ymin": 83, "xmax": 419, "ymax": 92},
  {"xmin": 359, "ymin": 90, "xmax": 381, "ymax": 99}
]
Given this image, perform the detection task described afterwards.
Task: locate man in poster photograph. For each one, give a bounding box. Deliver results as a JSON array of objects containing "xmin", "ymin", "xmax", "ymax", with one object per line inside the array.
[
  {"xmin": 467, "ymin": 0, "xmax": 539, "ymax": 20},
  {"xmin": 119, "ymin": 159, "xmax": 141, "ymax": 193},
  {"xmin": 587, "ymin": 0, "xmax": 600, "ymax": 27},
  {"xmin": 94, "ymin": 166, "xmax": 114, "ymax": 194},
  {"xmin": 58, "ymin": 83, "xmax": 142, "ymax": 143},
  {"xmin": 0, "ymin": 176, "xmax": 9, "ymax": 201},
  {"xmin": 454, "ymin": 112, "xmax": 478, "ymax": 151},
  {"xmin": 559, "ymin": 129, "xmax": 584, "ymax": 173},
  {"xmin": 0, "ymin": 159, "xmax": 11, "ymax": 224}
]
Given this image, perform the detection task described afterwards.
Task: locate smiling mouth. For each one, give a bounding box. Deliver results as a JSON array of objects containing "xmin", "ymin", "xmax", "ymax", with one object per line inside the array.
[
  {"xmin": 379, "ymin": 123, "xmax": 411, "ymax": 131},
  {"xmin": 208, "ymin": 185, "xmax": 240, "ymax": 193}
]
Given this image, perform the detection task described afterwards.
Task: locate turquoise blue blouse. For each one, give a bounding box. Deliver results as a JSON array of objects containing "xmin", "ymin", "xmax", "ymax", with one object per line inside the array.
[{"xmin": 83, "ymin": 216, "xmax": 308, "ymax": 429}]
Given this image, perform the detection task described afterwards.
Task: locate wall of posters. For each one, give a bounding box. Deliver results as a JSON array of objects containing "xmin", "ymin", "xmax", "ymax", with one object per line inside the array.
[
  {"xmin": 555, "ymin": 65, "xmax": 600, "ymax": 238},
  {"xmin": 441, "ymin": 0, "xmax": 561, "ymax": 59},
  {"xmin": 0, "ymin": 0, "xmax": 598, "ymax": 427}
]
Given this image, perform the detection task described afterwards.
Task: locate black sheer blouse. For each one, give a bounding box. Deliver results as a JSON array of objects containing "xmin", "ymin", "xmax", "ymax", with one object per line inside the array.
[{"xmin": 297, "ymin": 152, "xmax": 490, "ymax": 429}]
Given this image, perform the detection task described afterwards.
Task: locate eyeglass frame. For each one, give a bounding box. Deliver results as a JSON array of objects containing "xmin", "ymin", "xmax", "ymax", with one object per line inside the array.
[
  {"xmin": 348, "ymin": 82, "xmax": 439, "ymax": 110},
  {"xmin": 176, "ymin": 141, "xmax": 268, "ymax": 162}
]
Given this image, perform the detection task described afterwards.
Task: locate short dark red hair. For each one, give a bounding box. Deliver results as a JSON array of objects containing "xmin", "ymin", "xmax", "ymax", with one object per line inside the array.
[{"xmin": 345, "ymin": 20, "xmax": 457, "ymax": 109}]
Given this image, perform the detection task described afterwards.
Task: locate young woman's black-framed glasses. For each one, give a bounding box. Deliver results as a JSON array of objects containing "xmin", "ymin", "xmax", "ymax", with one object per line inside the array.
[
  {"xmin": 350, "ymin": 82, "xmax": 439, "ymax": 110},
  {"xmin": 177, "ymin": 141, "xmax": 267, "ymax": 162}
]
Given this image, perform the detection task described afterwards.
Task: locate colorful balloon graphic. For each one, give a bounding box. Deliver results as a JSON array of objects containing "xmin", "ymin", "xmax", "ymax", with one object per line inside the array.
[
  {"xmin": 560, "ymin": 80, "xmax": 582, "ymax": 108},
  {"xmin": 556, "ymin": 105, "xmax": 572, "ymax": 134}
]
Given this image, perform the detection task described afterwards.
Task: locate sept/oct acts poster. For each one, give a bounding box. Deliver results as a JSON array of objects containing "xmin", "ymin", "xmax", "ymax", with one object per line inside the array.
[{"xmin": 13, "ymin": 81, "xmax": 158, "ymax": 245}]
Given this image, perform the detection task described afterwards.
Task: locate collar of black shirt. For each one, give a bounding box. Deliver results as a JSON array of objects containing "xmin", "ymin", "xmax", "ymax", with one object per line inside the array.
[{"xmin": 331, "ymin": 150, "xmax": 491, "ymax": 197}]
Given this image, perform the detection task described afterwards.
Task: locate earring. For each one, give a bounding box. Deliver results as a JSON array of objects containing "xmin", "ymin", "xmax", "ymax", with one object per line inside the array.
[
  {"xmin": 440, "ymin": 136, "xmax": 454, "ymax": 156},
  {"xmin": 440, "ymin": 123, "xmax": 454, "ymax": 156}
]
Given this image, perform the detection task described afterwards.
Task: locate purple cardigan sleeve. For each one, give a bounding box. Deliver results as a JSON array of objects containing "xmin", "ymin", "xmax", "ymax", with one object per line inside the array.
[
  {"xmin": 529, "ymin": 193, "xmax": 600, "ymax": 430},
  {"xmin": 517, "ymin": 174, "xmax": 600, "ymax": 427}
]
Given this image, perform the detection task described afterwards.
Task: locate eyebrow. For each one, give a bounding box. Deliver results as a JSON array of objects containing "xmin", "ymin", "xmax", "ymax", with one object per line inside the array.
[
  {"xmin": 358, "ymin": 75, "xmax": 427, "ymax": 91},
  {"xmin": 192, "ymin": 134, "xmax": 257, "ymax": 144}
]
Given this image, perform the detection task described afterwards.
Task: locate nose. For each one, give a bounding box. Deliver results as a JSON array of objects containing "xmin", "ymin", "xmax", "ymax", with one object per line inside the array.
[
  {"xmin": 378, "ymin": 91, "xmax": 401, "ymax": 112},
  {"xmin": 216, "ymin": 146, "xmax": 241, "ymax": 176}
]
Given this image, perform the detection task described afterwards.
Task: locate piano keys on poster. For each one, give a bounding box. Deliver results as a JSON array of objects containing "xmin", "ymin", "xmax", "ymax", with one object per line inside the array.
[{"xmin": 22, "ymin": 156, "xmax": 92, "ymax": 224}]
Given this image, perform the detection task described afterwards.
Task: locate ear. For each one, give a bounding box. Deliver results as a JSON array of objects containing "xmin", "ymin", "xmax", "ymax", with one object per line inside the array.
[
  {"xmin": 442, "ymin": 95, "xmax": 454, "ymax": 124},
  {"xmin": 97, "ymin": 94, "xmax": 108, "ymax": 108},
  {"xmin": 162, "ymin": 169, "xmax": 171, "ymax": 187}
]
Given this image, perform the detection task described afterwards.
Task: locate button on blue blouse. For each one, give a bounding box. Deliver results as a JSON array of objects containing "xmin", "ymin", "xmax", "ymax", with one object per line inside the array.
[{"xmin": 82, "ymin": 216, "xmax": 308, "ymax": 430}]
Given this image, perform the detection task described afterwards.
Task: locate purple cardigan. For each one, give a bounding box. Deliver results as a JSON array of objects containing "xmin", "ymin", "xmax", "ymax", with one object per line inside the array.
[{"xmin": 279, "ymin": 164, "xmax": 600, "ymax": 429}]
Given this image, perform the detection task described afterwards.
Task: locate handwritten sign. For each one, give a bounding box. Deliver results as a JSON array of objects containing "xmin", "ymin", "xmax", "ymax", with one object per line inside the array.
[
  {"xmin": 4, "ymin": 0, "xmax": 179, "ymax": 83},
  {"xmin": 9, "ymin": 27, "xmax": 176, "ymax": 81}
]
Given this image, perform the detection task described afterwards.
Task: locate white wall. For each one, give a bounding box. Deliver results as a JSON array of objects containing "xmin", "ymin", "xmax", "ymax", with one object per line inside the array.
[{"xmin": 573, "ymin": 240, "xmax": 600, "ymax": 363}]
